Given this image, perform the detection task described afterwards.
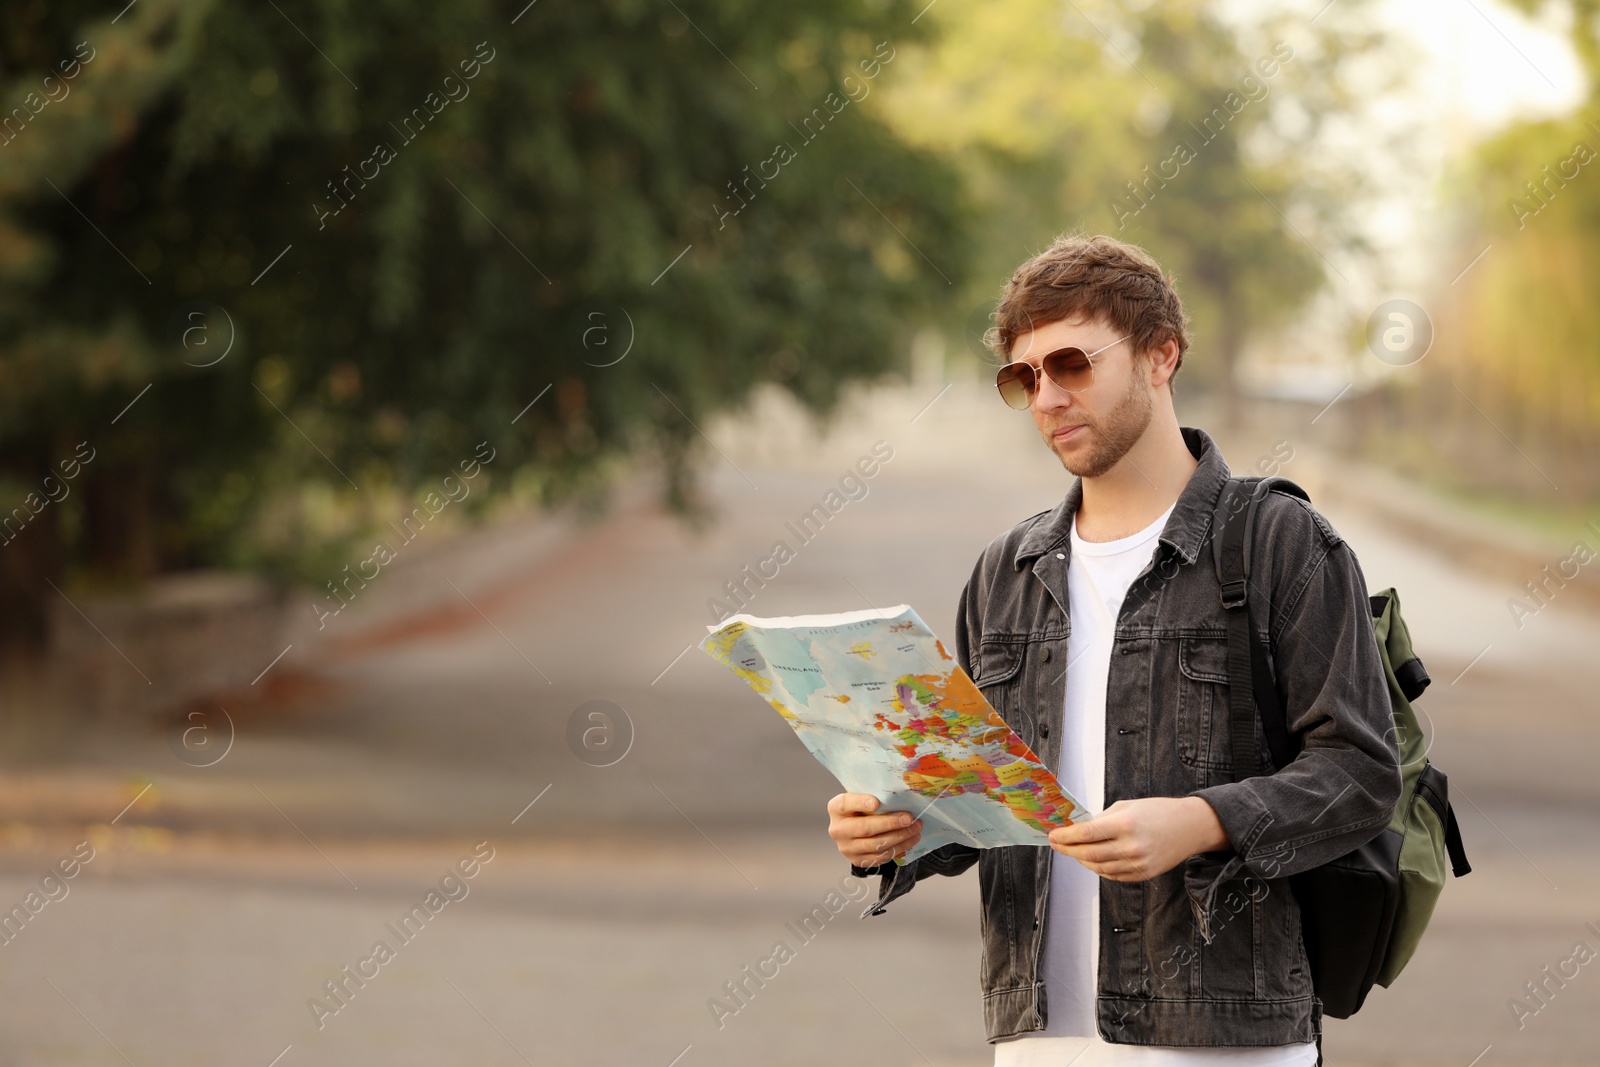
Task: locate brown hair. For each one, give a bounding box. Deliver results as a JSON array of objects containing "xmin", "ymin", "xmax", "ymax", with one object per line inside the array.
[{"xmin": 989, "ymin": 233, "xmax": 1190, "ymax": 385}]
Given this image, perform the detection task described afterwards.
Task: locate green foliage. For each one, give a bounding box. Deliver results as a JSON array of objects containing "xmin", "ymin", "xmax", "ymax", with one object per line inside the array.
[
  {"xmin": 874, "ymin": 0, "xmax": 1397, "ymax": 417},
  {"xmin": 0, "ymin": 0, "xmax": 970, "ymax": 617}
]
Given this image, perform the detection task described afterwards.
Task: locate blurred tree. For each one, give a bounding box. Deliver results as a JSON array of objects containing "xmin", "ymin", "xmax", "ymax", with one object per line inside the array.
[
  {"xmin": 0, "ymin": 0, "xmax": 970, "ymax": 646},
  {"xmin": 1421, "ymin": 0, "xmax": 1600, "ymax": 496},
  {"xmin": 875, "ymin": 0, "xmax": 1395, "ymax": 428},
  {"xmin": 1124, "ymin": 2, "xmax": 1396, "ymax": 429}
]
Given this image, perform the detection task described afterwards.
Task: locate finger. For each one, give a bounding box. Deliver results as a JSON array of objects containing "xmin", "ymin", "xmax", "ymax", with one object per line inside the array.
[
  {"xmin": 843, "ymin": 810, "xmax": 919, "ymax": 839},
  {"xmin": 1084, "ymin": 847, "xmax": 1146, "ymax": 880},
  {"xmin": 829, "ymin": 792, "xmax": 881, "ymax": 817},
  {"xmin": 1057, "ymin": 839, "xmax": 1145, "ymax": 869},
  {"xmin": 1049, "ymin": 818, "xmax": 1117, "ymax": 846},
  {"xmin": 831, "ymin": 815, "xmax": 919, "ymax": 848},
  {"xmin": 1069, "ymin": 852, "xmax": 1135, "ymax": 877},
  {"xmin": 858, "ymin": 833, "xmax": 920, "ymax": 866},
  {"xmin": 1091, "ymin": 863, "xmax": 1144, "ymax": 881},
  {"xmin": 860, "ymin": 824, "xmax": 921, "ymax": 856},
  {"xmin": 867, "ymin": 812, "xmax": 919, "ymax": 836},
  {"xmin": 1054, "ymin": 843, "xmax": 1117, "ymax": 865},
  {"xmin": 1095, "ymin": 835, "xmax": 1146, "ymax": 877}
]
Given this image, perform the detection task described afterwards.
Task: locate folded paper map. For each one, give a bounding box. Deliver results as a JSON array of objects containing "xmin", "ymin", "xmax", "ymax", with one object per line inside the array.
[{"xmin": 700, "ymin": 604, "xmax": 1090, "ymax": 865}]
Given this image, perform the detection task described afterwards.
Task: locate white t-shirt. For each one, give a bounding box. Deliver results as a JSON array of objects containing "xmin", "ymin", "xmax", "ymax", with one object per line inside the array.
[{"xmin": 994, "ymin": 502, "xmax": 1316, "ymax": 1067}]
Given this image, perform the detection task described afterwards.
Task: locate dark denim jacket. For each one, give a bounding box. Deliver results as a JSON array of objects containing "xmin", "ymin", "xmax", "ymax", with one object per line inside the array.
[{"xmin": 849, "ymin": 426, "xmax": 1402, "ymax": 1047}]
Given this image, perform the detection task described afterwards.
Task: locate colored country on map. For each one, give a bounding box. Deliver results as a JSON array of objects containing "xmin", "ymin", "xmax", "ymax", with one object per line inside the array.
[{"xmin": 874, "ymin": 667, "xmax": 1076, "ymax": 833}]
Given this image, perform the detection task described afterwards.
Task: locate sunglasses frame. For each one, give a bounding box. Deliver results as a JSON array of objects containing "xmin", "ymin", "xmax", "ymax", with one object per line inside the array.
[{"xmin": 994, "ymin": 334, "xmax": 1133, "ymax": 410}]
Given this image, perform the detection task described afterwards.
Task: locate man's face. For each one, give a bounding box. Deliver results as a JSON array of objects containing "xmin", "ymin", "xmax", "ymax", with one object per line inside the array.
[{"xmin": 1008, "ymin": 314, "xmax": 1153, "ymax": 478}]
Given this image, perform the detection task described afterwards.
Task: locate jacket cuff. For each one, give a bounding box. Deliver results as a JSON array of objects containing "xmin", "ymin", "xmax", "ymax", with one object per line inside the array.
[
  {"xmin": 1189, "ymin": 782, "xmax": 1277, "ymax": 863},
  {"xmin": 1182, "ymin": 785, "xmax": 1277, "ymax": 942},
  {"xmin": 850, "ymin": 857, "xmax": 919, "ymax": 918}
]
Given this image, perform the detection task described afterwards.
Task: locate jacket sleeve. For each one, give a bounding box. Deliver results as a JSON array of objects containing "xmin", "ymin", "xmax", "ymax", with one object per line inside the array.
[
  {"xmin": 1182, "ymin": 502, "xmax": 1403, "ymax": 941},
  {"xmin": 850, "ymin": 843, "xmax": 981, "ymax": 918},
  {"xmin": 850, "ymin": 548, "xmax": 989, "ymax": 917}
]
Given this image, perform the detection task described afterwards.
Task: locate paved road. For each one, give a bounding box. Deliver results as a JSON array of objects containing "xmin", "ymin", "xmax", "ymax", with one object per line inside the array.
[{"xmin": 0, "ymin": 379, "xmax": 1595, "ymax": 1065}]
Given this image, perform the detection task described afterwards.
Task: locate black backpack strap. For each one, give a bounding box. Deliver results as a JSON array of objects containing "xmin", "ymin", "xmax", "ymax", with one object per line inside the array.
[
  {"xmin": 1213, "ymin": 479, "xmax": 1262, "ymax": 777},
  {"xmin": 1212, "ymin": 475, "xmax": 1310, "ymax": 777},
  {"xmin": 1444, "ymin": 803, "xmax": 1472, "ymax": 877}
]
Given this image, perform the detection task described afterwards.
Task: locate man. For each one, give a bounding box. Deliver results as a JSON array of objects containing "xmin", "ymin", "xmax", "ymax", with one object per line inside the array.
[{"xmin": 827, "ymin": 233, "xmax": 1401, "ymax": 1064}]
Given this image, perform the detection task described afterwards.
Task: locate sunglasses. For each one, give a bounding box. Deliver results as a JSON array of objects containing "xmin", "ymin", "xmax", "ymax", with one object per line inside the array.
[{"xmin": 995, "ymin": 335, "xmax": 1132, "ymax": 410}]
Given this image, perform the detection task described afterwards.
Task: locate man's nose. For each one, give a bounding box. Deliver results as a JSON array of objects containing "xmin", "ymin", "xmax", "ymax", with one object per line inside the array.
[{"xmin": 1032, "ymin": 367, "xmax": 1076, "ymax": 411}]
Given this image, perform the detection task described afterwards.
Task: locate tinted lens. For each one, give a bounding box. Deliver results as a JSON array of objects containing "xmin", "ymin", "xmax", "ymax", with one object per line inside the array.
[
  {"xmin": 996, "ymin": 362, "xmax": 1036, "ymax": 409},
  {"xmin": 1043, "ymin": 347, "xmax": 1094, "ymax": 391}
]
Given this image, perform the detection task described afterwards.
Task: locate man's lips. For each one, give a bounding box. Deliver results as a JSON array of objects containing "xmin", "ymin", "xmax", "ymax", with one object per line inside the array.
[{"xmin": 1051, "ymin": 424, "xmax": 1086, "ymax": 441}]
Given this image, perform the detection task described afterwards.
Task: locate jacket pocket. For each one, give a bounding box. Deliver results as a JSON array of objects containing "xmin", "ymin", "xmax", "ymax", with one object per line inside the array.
[
  {"xmin": 974, "ymin": 639, "xmax": 1024, "ymax": 717},
  {"xmin": 975, "ymin": 639, "xmax": 1024, "ymax": 687},
  {"xmin": 1176, "ymin": 636, "xmax": 1232, "ymax": 771},
  {"xmin": 1197, "ymin": 876, "xmax": 1265, "ymax": 998}
]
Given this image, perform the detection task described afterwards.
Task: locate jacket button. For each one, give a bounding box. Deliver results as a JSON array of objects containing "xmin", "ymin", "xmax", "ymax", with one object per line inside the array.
[
  {"xmin": 1040, "ymin": 722, "xmax": 1050, "ymax": 738},
  {"xmin": 1042, "ymin": 646, "xmax": 1052, "ymax": 662}
]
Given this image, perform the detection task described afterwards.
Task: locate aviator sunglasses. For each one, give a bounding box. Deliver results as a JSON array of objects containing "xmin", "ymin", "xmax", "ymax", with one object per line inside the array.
[{"xmin": 994, "ymin": 334, "xmax": 1132, "ymax": 410}]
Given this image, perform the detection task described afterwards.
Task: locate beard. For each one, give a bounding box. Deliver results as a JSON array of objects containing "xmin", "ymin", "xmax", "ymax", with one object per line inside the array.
[{"xmin": 1048, "ymin": 366, "xmax": 1153, "ymax": 478}]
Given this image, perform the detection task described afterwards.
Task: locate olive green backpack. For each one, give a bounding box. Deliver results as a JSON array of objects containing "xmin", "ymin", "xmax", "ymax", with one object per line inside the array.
[{"xmin": 1213, "ymin": 475, "xmax": 1471, "ymax": 1019}]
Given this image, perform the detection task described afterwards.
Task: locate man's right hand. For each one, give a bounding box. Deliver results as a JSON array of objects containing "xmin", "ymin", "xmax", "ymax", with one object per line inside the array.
[{"xmin": 827, "ymin": 792, "xmax": 922, "ymax": 868}]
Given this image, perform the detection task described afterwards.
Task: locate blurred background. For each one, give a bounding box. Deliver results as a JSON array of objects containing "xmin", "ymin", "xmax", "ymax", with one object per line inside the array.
[{"xmin": 1, "ymin": 0, "xmax": 1598, "ymax": 1063}]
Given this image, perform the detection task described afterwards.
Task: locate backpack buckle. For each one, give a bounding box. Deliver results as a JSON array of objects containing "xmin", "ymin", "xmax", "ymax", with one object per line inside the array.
[{"xmin": 1220, "ymin": 579, "xmax": 1248, "ymax": 609}]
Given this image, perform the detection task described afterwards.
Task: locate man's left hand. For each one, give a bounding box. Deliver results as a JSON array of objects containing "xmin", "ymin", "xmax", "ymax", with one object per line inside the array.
[{"xmin": 1048, "ymin": 796, "xmax": 1231, "ymax": 881}]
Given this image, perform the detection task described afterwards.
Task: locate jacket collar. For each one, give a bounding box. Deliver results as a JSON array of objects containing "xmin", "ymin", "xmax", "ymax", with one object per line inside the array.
[{"xmin": 1012, "ymin": 425, "xmax": 1232, "ymax": 570}]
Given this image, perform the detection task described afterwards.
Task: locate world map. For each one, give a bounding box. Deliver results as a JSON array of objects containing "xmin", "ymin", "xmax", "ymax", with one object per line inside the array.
[{"xmin": 701, "ymin": 605, "xmax": 1088, "ymax": 865}]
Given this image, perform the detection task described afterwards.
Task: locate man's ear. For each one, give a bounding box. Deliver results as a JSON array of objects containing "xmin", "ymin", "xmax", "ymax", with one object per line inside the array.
[{"xmin": 1146, "ymin": 337, "xmax": 1181, "ymax": 388}]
